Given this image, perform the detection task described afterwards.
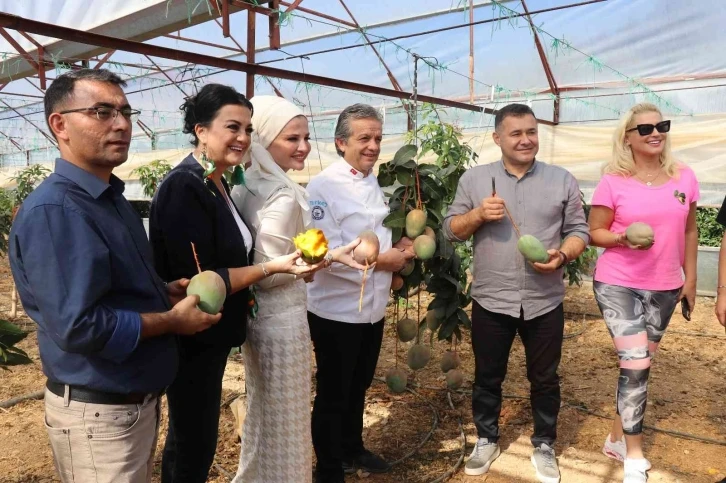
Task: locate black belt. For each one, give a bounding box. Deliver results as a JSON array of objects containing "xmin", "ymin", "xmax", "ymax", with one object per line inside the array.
[{"xmin": 46, "ymin": 380, "xmax": 163, "ymax": 405}]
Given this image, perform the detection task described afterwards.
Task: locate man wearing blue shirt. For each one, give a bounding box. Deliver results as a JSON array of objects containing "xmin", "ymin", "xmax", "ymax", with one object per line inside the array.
[{"xmin": 9, "ymin": 69, "xmax": 221, "ymax": 483}]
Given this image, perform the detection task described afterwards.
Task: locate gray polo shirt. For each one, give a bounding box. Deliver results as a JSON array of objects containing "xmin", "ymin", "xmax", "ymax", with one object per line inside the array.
[{"xmin": 443, "ymin": 160, "xmax": 590, "ymax": 320}]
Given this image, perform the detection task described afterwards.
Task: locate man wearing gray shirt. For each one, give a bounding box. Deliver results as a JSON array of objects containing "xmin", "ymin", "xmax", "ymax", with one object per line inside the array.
[{"xmin": 444, "ymin": 104, "xmax": 589, "ymax": 483}]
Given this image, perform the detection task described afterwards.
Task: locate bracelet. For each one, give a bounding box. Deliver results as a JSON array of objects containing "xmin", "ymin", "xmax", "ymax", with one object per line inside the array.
[
  {"xmin": 718, "ymin": 285, "xmax": 726, "ymax": 290},
  {"xmin": 323, "ymin": 251, "xmax": 333, "ymax": 268},
  {"xmin": 260, "ymin": 263, "xmax": 270, "ymax": 277},
  {"xmin": 557, "ymin": 250, "xmax": 568, "ymax": 267}
]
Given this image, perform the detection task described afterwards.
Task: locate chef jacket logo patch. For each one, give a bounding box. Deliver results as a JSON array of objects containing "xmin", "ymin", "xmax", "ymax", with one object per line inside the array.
[{"xmin": 312, "ymin": 206, "xmax": 325, "ymax": 220}]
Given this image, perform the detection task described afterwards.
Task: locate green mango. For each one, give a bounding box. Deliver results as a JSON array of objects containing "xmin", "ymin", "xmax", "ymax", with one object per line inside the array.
[{"xmin": 517, "ymin": 234, "xmax": 549, "ymax": 263}]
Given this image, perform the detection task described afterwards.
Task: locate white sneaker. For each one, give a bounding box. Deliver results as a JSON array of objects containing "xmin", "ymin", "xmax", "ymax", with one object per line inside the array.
[
  {"xmin": 531, "ymin": 443, "xmax": 560, "ymax": 483},
  {"xmin": 623, "ymin": 458, "xmax": 649, "ymax": 483},
  {"xmin": 464, "ymin": 438, "xmax": 501, "ymax": 476},
  {"xmin": 603, "ymin": 434, "xmax": 651, "ymax": 470}
]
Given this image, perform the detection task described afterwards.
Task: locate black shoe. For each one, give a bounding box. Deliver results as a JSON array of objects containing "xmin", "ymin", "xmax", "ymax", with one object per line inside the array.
[
  {"xmin": 314, "ymin": 473, "xmax": 344, "ymax": 483},
  {"xmin": 341, "ymin": 459, "xmax": 356, "ymax": 474},
  {"xmin": 350, "ymin": 449, "xmax": 390, "ymax": 473}
]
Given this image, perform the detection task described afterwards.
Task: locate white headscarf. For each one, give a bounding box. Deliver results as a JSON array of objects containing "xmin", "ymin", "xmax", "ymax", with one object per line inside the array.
[{"xmin": 243, "ymin": 95, "xmax": 311, "ymax": 225}]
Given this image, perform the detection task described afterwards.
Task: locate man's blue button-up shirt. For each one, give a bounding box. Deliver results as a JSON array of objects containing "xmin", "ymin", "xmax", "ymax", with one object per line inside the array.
[{"xmin": 9, "ymin": 158, "xmax": 177, "ymax": 394}]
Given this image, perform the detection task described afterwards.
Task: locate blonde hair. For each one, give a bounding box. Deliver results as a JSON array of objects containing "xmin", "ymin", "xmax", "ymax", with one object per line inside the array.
[{"xmin": 603, "ymin": 102, "xmax": 679, "ymax": 178}]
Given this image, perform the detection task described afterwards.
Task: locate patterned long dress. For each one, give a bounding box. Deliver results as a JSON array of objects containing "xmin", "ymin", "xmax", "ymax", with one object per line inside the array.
[
  {"xmin": 233, "ymin": 280, "xmax": 312, "ymax": 482},
  {"xmin": 232, "ymin": 183, "xmax": 313, "ymax": 483}
]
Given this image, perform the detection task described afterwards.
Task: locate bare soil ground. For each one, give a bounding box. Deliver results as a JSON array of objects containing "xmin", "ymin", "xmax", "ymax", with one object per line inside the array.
[{"xmin": 1, "ymin": 255, "xmax": 725, "ymax": 482}]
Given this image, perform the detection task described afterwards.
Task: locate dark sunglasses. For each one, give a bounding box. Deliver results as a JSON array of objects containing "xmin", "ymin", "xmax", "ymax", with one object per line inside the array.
[{"xmin": 626, "ymin": 120, "xmax": 670, "ymax": 136}]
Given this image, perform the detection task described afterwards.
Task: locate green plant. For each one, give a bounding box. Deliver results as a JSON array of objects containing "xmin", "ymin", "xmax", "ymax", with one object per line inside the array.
[
  {"xmin": 9, "ymin": 164, "xmax": 51, "ymax": 206},
  {"xmin": 563, "ymin": 190, "xmax": 598, "ymax": 286},
  {"xmin": 378, "ymin": 107, "xmax": 476, "ymax": 343},
  {"xmin": 0, "ymin": 189, "xmax": 13, "ymax": 257},
  {"xmin": 0, "ymin": 319, "xmax": 32, "ymax": 370},
  {"xmin": 697, "ymin": 207, "xmax": 723, "ymax": 248},
  {"xmin": 131, "ymin": 159, "xmax": 172, "ymax": 198},
  {"xmin": 0, "ymin": 164, "xmax": 52, "ymax": 257}
]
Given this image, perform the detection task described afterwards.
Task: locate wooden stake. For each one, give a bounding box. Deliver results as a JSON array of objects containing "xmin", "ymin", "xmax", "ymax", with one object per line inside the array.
[
  {"xmin": 190, "ymin": 242, "xmax": 202, "ymax": 274},
  {"xmin": 503, "ymin": 203, "xmax": 522, "ymax": 239},
  {"xmin": 415, "ymin": 169, "xmax": 422, "ymax": 210},
  {"xmin": 10, "ymin": 284, "xmax": 17, "ymax": 318},
  {"xmin": 394, "ymin": 302, "xmax": 399, "ymax": 369},
  {"xmin": 492, "ymin": 176, "xmax": 522, "ymax": 239},
  {"xmin": 358, "ymin": 261, "xmax": 369, "ymax": 312}
]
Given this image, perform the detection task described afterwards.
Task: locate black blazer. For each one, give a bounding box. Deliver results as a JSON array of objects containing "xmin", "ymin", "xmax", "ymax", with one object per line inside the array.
[{"xmin": 150, "ymin": 154, "xmax": 251, "ymax": 347}]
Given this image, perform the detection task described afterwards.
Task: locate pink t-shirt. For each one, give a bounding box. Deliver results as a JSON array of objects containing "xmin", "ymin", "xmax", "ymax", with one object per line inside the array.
[{"xmin": 591, "ymin": 165, "xmax": 699, "ymax": 291}]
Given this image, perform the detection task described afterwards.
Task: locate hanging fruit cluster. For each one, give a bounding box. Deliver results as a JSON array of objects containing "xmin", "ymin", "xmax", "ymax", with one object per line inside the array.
[
  {"xmin": 378, "ymin": 121, "xmax": 476, "ymax": 343},
  {"xmin": 378, "ymin": 113, "xmax": 479, "ymax": 395}
]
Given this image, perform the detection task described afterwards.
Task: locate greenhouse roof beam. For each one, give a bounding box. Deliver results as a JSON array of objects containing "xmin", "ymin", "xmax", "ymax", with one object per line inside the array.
[
  {"xmin": 0, "ymin": 12, "xmax": 483, "ymax": 113},
  {"xmin": 520, "ymin": 0, "xmax": 560, "ymax": 124},
  {"xmin": 337, "ymin": 0, "xmax": 417, "ymax": 130},
  {"xmin": 0, "ymin": 97, "xmax": 56, "ymax": 146}
]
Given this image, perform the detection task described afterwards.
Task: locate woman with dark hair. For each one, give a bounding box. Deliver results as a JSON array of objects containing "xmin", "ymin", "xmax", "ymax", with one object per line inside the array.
[{"xmin": 149, "ymin": 84, "xmax": 321, "ymax": 483}]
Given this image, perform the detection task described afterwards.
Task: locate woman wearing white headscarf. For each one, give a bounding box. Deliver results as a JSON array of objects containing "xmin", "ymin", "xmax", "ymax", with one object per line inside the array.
[{"xmin": 231, "ymin": 96, "xmax": 364, "ymax": 483}]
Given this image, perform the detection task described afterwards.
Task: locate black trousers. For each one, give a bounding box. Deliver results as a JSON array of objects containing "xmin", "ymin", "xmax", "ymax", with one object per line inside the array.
[
  {"xmin": 471, "ymin": 301, "xmax": 564, "ymax": 448},
  {"xmin": 308, "ymin": 312, "xmax": 384, "ymax": 479},
  {"xmin": 161, "ymin": 338, "xmax": 230, "ymax": 483}
]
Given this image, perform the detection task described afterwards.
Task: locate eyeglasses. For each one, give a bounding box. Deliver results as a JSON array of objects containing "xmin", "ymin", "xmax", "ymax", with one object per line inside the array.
[
  {"xmin": 59, "ymin": 106, "xmax": 141, "ymax": 123},
  {"xmin": 626, "ymin": 120, "xmax": 671, "ymax": 136}
]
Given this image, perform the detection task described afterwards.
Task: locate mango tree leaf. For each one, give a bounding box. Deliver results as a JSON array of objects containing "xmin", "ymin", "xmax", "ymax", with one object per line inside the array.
[
  {"xmin": 427, "ymin": 296, "xmax": 449, "ymax": 311},
  {"xmin": 441, "ymin": 273, "xmax": 463, "ymax": 292},
  {"xmin": 377, "ymin": 168, "xmax": 395, "ymax": 187},
  {"xmin": 391, "ymin": 226, "xmax": 402, "ymax": 244},
  {"xmin": 445, "ymin": 298, "xmax": 461, "ymax": 318},
  {"xmin": 453, "ymin": 325, "xmax": 463, "ymax": 343},
  {"xmin": 438, "ymin": 313, "xmax": 458, "ymax": 341},
  {"xmin": 0, "ymin": 319, "xmax": 24, "ymax": 335},
  {"xmin": 392, "ymin": 144, "xmax": 418, "ymax": 166},
  {"xmin": 402, "ymin": 261, "xmax": 424, "ymax": 288},
  {"xmin": 427, "ymin": 208, "xmax": 443, "ymax": 225},
  {"xmin": 391, "ymin": 186, "xmax": 407, "ymax": 201},
  {"xmin": 417, "ymin": 164, "xmax": 438, "ymax": 175},
  {"xmin": 437, "ymin": 163, "xmax": 458, "ymax": 179},
  {"xmin": 401, "ymin": 159, "xmax": 418, "ymax": 170},
  {"xmin": 457, "ymin": 308, "xmax": 472, "ymax": 329},
  {"xmin": 436, "ymin": 230, "xmax": 455, "ymax": 259},
  {"xmin": 425, "ymin": 276, "xmax": 457, "ymax": 296},
  {"xmin": 2, "ymin": 346, "xmax": 32, "ymax": 366},
  {"xmin": 383, "ymin": 210, "xmax": 406, "ymax": 228},
  {"xmin": 419, "ymin": 176, "xmax": 442, "ymax": 200},
  {"xmin": 396, "ymin": 170, "xmax": 415, "ymax": 186},
  {"xmin": 0, "ymin": 320, "xmax": 27, "ymax": 347}
]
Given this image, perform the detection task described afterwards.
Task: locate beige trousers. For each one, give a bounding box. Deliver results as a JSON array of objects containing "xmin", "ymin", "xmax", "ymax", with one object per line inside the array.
[{"xmin": 43, "ymin": 387, "xmax": 160, "ymax": 483}]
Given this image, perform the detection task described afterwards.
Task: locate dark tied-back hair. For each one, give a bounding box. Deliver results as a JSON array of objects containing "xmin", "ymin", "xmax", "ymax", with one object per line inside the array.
[
  {"xmin": 494, "ymin": 103, "xmax": 537, "ymax": 130},
  {"xmin": 44, "ymin": 68, "xmax": 127, "ymax": 133},
  {"xmin": 181, "ymin": 84, "xmax": 254, "ymax": 146}
]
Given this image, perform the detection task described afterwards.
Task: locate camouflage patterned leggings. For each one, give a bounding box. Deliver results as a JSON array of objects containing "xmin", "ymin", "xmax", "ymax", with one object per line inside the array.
[{"xmin": 593, "ymin": 281, "xmax": 681, "ymax": 435}]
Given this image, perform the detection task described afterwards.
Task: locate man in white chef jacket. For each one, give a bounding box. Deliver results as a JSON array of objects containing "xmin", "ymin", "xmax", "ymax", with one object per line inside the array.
[{"xmin": 306, "ymin": 104, "xmax": 415, "ymax": 483}]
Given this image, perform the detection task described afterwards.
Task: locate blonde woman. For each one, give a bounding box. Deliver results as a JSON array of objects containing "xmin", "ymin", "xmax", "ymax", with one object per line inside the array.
[
  {"xmin": 588, "ymin": 103, "xmax": 698, "ymax": 483},
  {"xmin": 230, "ymin": 96, "xmax": 366, "ymax": 483}
]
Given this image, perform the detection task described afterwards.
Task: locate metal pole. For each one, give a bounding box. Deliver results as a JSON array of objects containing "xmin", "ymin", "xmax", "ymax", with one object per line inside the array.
[
  {"xmin": 246, "ymin": 9, "xmax": 256, "ymax": 99},
  {"xmin": 521, "ymin": 0, "xmax": 560, "ymax": 123},
  {"xmin": 469, "ymin": 0, "xmax": 475, "ymax": 104}
]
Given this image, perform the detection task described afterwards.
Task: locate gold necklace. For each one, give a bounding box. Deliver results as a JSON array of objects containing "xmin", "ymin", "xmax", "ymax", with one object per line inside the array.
[{"xmin": 634, "ymin": 169, "xmax": 662, "ymax": 186}]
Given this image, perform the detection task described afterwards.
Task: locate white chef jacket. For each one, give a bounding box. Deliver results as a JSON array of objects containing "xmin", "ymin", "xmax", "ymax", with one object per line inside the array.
[{"xmin": 306, "ymin": 159, "xmax": 393, "ymax": 324}]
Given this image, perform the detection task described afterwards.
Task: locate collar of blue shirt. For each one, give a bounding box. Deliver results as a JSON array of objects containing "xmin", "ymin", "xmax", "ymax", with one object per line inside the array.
[{"xmin": 54, "ymin": 157, "xmax": 125, "ymax": 199}]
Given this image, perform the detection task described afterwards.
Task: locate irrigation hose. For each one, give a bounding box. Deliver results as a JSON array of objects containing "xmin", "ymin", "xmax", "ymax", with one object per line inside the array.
[{"xmin": 429, "ymin": 391, "xmax": 466, "ymax": 483}]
